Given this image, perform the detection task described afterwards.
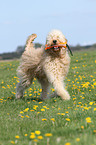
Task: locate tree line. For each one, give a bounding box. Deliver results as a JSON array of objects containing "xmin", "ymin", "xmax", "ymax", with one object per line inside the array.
[{"xmin": 0, "ymin": 43, "xmax": 96, "ymax": 60}]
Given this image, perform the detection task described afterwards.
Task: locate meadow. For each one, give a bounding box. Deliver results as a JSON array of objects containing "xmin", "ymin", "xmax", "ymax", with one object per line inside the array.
[{"xmin": 0, "ymin": 49, "xmax": 96, "ymax": 145}]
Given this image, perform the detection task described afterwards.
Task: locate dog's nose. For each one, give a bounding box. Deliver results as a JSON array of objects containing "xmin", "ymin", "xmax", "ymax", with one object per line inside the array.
[{"xmin": 53, "ymin": 40, "xmax": 57, "ymax": 44}]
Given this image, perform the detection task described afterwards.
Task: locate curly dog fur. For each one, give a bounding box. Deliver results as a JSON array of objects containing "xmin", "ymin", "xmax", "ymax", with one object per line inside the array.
[{"xmin": 16, "ymin": 30, "xmax": 70, "ymax": 100}]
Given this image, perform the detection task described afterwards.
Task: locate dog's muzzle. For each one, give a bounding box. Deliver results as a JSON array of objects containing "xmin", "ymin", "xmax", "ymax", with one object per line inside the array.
[{"xmin": 45, "ymin": 43, "xmax": 73, "ymax": 56}]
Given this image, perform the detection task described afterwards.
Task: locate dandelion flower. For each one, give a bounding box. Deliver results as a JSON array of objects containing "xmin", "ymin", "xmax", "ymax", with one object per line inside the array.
[
  {"xmin": 51, "ymin": 118, "xmax": 55, "ymax": 122},
  {"xmin": 41, "ymin": 109, "xmax": 45, "ymax": 111},
  {"xmin": 20, "ymin": 111, "xmax": 23, "ymax": 114},
  {"xmin": 24, "ymin": 108, "xmax": 29, "ymax": 112},
  {"xmin": 89, "ymin": 102, "xmax": 94, "ymax": 105},
  {"xmin": 66, "ymin": 118, "xmax": 70, "ymax": 121},
  {"xmin": 30, "ymin": 134, "xmax": 35, "ymax": 139},
  {"xmin": 81, "ymin": 126, "xmax": 84, "ymax": 129},
  {"xmin": 11, "ymin": 141, "xmax": 15, "ymax": 144},
  {"xmin": 25, "ymin": 115, "xmax": 29, "ymax": 118},
  {"xmin": 33, "ymin": 139, "xmax": 38, "ymax": 142},
  {"xmin": 94, "ymin": 108, "xmax": 96, "ymax": 111},
  {"xmin": 35, "ymin": 131, "xmax": 41, "ymax": 135},
  {"xmin": 42, "ymin": 118, "xmax": 47, "ymax": 121},
  {"xmin": 93, "ymin": 130, "xmax": 96, "ymax": 133},
  {"xmin": 45, "ymin": 133, "xmax": 52, "ymax": 137},
  {"xmin": 86, "ymin": 117, "xmax": 92, "ymax": 123},
  {"xmin": 15, "ymin": 135, "xmax": 20, "ymax": 139},
  {"xmin": 61, "ymin": 113, "xmax": 65, "ymax": 115},
  {"xmin": 76, "ymin": 138, "xmax": 80, "ymax": 141},
  {"xmin": 38, "ymin": 136, "xmax": 43, "ymax": 139}
]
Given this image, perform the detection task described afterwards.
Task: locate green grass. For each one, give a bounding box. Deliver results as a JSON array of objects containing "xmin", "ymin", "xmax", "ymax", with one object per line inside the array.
[{"xmin": 0, "ymin": 49, "xmax": 96, "ymax": 145}]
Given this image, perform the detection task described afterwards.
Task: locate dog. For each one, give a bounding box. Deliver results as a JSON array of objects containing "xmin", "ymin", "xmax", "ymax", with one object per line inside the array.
[{"xmin": 16, "ymin": 30, "xmax": 71, "ymax": 100}]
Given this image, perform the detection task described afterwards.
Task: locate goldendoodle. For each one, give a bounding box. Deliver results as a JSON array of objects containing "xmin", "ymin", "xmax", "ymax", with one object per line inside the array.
[{"xmin": 16, "ymin": 30, "xmax": 71, "ymax": 100}]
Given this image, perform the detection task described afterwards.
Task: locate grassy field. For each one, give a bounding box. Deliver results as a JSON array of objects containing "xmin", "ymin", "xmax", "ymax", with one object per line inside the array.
[{"xmin": 0, "ymin": 49, "xmax": 96, "ymax": 145}]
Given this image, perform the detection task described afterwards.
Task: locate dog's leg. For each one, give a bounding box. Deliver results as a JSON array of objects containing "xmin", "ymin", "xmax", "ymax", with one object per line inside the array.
[
  {"xmin": 52, "ymin": 80, "xmax": 70, "ymax": 100},
  {"xmin": 16, "ymin": 76, "xmax": 33, "ymax": 99},
  {"xmin": 40, "ymin": 80, "xmax": 50, "ymax": 100},
  {"xmin": 44, "ymin": 67, "xmax": 70, "ymax": 100}
]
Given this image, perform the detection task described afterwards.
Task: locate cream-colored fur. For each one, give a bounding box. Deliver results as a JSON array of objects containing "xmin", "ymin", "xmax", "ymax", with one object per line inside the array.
[{"xmin": 16, "ymin": 30, "xmax": 70, "ymax": 100}]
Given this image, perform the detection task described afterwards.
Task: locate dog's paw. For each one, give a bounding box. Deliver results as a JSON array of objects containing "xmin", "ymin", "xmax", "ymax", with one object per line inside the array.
[
  {"xmin": 16, "ymin": 93, "xmax": 23, "ymax": 99},
  {"xmin": 61, "ymin": 92, "xmax": 70, "ymax": 100},
  {"xmin": 64, "ymin": 95, "xmax": 70, "ymax": 100}
]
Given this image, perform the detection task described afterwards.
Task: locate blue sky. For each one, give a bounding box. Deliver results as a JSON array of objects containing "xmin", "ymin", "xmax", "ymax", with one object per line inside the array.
[{"xmin": 0, "ymin": 0, "xmax": 96, "ymax": 53}]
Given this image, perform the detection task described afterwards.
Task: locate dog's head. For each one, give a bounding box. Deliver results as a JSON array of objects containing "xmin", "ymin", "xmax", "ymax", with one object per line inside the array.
[{"xmin": 46, "ymin": 30, "xmax": 67, "ymax": 52}]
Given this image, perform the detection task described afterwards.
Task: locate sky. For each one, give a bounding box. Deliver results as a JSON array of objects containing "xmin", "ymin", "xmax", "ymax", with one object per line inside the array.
[{"xmin": 0, "ymin": 0, "xmax": 96, "ymax": 53}]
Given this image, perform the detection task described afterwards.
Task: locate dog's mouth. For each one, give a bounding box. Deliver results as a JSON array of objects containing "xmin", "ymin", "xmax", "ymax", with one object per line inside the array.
[
  {"xmin": 52, "ymin": 45, "xmax": 60, "ymax": 51},
  {"xmin": 45, "ymin": 44, "xmax": 66, "ymax": 51}
]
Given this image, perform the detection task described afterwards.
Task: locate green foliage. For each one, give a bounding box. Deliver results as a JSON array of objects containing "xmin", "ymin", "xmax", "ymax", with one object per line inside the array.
[{"xmin": 0, "ymin": 50, "xmax": 96, "ymax": 145}]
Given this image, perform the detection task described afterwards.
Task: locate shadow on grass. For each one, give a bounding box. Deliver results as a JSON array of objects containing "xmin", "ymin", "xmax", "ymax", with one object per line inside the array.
[
  {"xmin": 7, "ymin": 94, "xmax": 61, "ymax": 103},
  {"xmin": 10, "ymin": 96, "xmax": 43, "ymax": 102}
]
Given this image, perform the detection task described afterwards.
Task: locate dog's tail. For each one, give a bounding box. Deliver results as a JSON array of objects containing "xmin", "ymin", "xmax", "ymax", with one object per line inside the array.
[{"xmin": 25, "ymin": 34, "xmax": 37, "ymax": 50}]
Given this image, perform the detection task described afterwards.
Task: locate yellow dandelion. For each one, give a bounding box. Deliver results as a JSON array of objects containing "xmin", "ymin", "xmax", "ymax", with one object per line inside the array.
[
  {"xmin": 29, "ymin": 94, "xmax": 32, "ymax": 96},
  {"xmin": 66, "ymin": 118, "xmax": 70, "ymax": 121},
  {"xmin": 86, "ymin": 117, "xmax": 92, "ymax": 123},
  {"xmin": 65, "ymin": 111, "xmax": 69, "ymax": 113},
  {"xmin": 57, "ymin": 113, "xmax": 61, "ymax": 115},
  {"xmin": 20, "ymin": 111, "xmax": 23, "ymax": 114},
  {"xmin": 25, "ymin": 115, "xmax": 29, "ymax": 118},
  {"xmin": 39, "ymin": 102, "xmax": 43, "ymax": 104},
  {"xmin": 76, "ymin": 138, "xmax": 80, "ymax": 141},
  {"xmin": 31, "ymin": 132, "xmax": 35, "ymax": 135},
  {"xmin": 37, "ymin": 112, "xmax": 40, "ymax": 114},
  {"xmin": 61, "ymin": 113, "xmax": 65, "ymax": 115},
  {"xmin": 25, "ymin": 134, "xmax": 28, "ymax": 136},
  {"xmin": 46, "ymin": 108, "xmax": 49, "ymax": 109},
  {"xmin": 33, "ymin": 105, "xmax": 38, "ymax": 110},
  {"xmin": 33, "ymin": 139, "xmax": 38, "ymax": 142},
  {"xmin": 93, "ymin": 82, "xmax": 96, "ymax": 86},
  {"xmin": 81, "ymin": 126, "xmax": 84, "ymax": 129},
  {"xmin": 24, "ymin": 108, "xmax": 29, "ymax": 112},
  {"xmin": 94, "ymin": 108, "xmax": 96, "ymax": 111},
  {"xmin": 35, "ymin": 131, "xmax": 41, "ymax": 135},
  {"xmin": 30, "ymin": 110, "xmax": 34, "ymax": 112},
  {"xmin": 43, "ymin": 106, "xmax": 47, "ymax": 109},
  {"xmin": 30, "ymin": 134, "xmax": 35, "ymax": 139},
  {"xmin": 93, "ymin": 130, "xmax": 96, "ymax": 133},
  {"xmin": 37, "ymin": 136, "xmax": 43, "ymax": 139},
  {"xmin": 51, "ymin": 118, "xmax": 55, "ymax": 122},
  {"xmin": 89, "ymin": 102, "xmax": 94, "ymax": 105},
  {"xmin": 73, "ymin": 98, "xmax": 76, "ymax": 100},
  {"xmin": 21, "ymin": 116, "xmax": 24, "ymax": 118},
  {"xmin": 39, "ymin": 89, "xmax": 42, "ymax": 92},
  {"xmin": 15, "ymin": 135, "xmax": 20, "ymax": 139},
  {"xmin": 42, "ymin": 118, "xmax": 47, "ymax": 121},
  {"xmin": 45, "ymin": 133, "xmax": 52, "ymax": 137},
  {"xmin": 41, "ymin": 109, "xmax": 45, "ymax": 111},
  {"xmin": 58, "ymin": 108, "xmax": 61, "ymax": 110},
  {"xmin": 11, "ymin": 141, "xmax": 15, "ymax": 144}
]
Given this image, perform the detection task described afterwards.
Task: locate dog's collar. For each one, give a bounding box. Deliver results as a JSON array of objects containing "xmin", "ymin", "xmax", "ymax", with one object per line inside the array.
[{"xmin": 45, "ymin": 42, "xmax": 73, "ymax": 56}]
